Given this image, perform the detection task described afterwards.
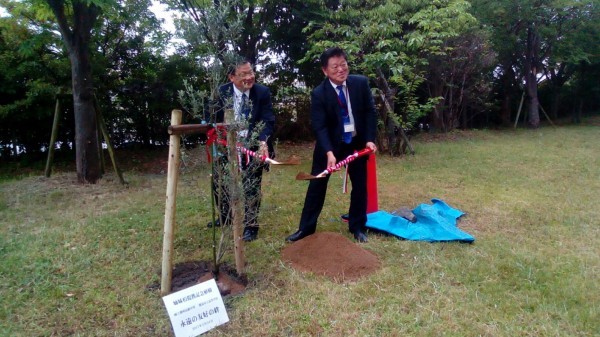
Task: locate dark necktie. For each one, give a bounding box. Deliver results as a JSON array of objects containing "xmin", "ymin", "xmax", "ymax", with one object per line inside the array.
[
  {"xmin": 337, "ymin": 85, "xmax": 352, "ymax": 144},
  {"xmin": 240, "ymin": 93, "xmax": 250, "ymax": 119}
]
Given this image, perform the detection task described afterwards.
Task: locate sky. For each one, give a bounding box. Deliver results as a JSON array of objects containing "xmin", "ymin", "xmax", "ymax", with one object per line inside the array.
[
  {"xmin": 150, "ymin": 1, "xmax": 178, "ymax": 34},
  {"xmin": 0, "ymin": 2, "xmax": 177, "ymax": 31},
  {"xmin": 150, "ymin": 1, "xmax": 187, "ymax": 54}
]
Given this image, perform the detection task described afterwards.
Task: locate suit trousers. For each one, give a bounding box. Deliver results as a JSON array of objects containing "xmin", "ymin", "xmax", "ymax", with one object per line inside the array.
[
  {"xmin": 298, "ymin": 138, "xmax": 368, "ymax": 234},
  {"xmin": 212, "ymin": 155, "xmax": 265, "ymax": 228}
]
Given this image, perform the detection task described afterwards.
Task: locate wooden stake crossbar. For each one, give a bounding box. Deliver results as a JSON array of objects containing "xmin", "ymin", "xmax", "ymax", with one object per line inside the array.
[{"xmin": 167, "ymin": 123, "xmax": 226, "ymax": 136}]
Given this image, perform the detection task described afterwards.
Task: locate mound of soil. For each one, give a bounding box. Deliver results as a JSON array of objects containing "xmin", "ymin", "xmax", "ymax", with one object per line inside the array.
[{"xmin": 282, "ymin": 232, "xmax": 381, "ymax": 282}]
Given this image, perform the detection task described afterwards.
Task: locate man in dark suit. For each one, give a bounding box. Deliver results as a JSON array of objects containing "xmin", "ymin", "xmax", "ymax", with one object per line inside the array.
[
  {"xmin": 209, "ymin": 59, "xmax": 275, "ymax": 242},
  {"xmin": 286, "ymin": 47, "xmax": 377, "ymax": 243}
]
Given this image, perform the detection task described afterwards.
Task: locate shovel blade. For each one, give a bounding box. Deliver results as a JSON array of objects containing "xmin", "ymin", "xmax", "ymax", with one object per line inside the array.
[
  {"xmin": 270, "ymin": 155, "xmax": 301, "ymax": 165},
  {"xmin": 295, "ymin": 172, "xmax": 319, "ymax": 180}
]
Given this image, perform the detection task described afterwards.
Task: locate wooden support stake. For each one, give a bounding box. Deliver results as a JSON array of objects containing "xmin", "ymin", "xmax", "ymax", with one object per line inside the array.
[
  {"xmin": 44, "ymin": 97, "xmax": 62, "ymax": 178},
  {"xmin": 224, "ymin": 110, "xmax": 246, "ymax": 277},
  {"xmin": 94, "ymin": 97, "xmax": 126, "ymax": 185},
  {"xmin": 161, "ymin": 109, "xmax": 183, "ymax": 296},
  {"xmin": 97, "ymin": 114, "xmax": 106, "ymax": 175},
  {"xmin": 514, "ymin": 91, "xmax": 525, "ymax": 129},
  {"xmin": 539, "ymin": 104, "xmax": 556, "ymax": 127}
]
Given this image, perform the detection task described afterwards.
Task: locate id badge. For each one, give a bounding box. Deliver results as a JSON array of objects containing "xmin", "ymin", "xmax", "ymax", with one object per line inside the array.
[{"xmin": 344, "ymin": 123, "xmax": 355, "ymax": 133}]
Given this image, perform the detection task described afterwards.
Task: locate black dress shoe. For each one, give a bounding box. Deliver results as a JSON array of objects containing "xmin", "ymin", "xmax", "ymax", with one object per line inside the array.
[
  {"xmin": 285, "ymin": 230, "xmax": 313, "ymax": 242},
  {"xmin": 207, "ymin": 219, "xmax": 221, "ymax": 228},
  {"xmin": 242, "ymin": 227, "xmax": 258, "ymax": 242},
  {"xmin": 353, "ymin": 231, "xmax": 368, "ymax": 243}
]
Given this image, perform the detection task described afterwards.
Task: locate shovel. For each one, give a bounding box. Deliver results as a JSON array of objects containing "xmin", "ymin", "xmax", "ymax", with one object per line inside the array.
[
  {"xmin": 296, "ymin": 148, "xmax": 373, "ymax": 180},
  {"xmin": 214, "ymin": 138, "xmax": 300, "ymax": 165}
]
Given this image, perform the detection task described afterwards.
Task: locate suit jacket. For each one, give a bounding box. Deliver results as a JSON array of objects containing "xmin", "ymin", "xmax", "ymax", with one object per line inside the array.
[
  {"xmin": 310, "ymin": 74, "xmax": 376, "ymax": 160},
  {"xmin": 215, "ymin": 82, "xmax": 275, "ymax": 156}
]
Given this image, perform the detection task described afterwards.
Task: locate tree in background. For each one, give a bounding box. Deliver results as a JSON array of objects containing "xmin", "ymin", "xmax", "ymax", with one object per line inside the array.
[
  {"xmin": 541, "ymin": 1, "xmax": 600, "ymax": 121},
  {"xmin": 471, "ymin": 0, "xmax": 600, "ymax": 128},
  {"xmin": 0, "ymin": 1, "xmax": 72, "ymax": 157},
  {"xmin": 2, "ymin": 0, "xmax": 599, "ymax": 165},
  {"xmin": 0, "ymin": 0, "xmax": 189, "ymax": 159},
  {"xmin": 93, "ymin": 0, "xmax": 185, "ymax": 148},
  {"xmin": 425, "ymin": 29, "xmax": 496, "ymax": 129},
  {"xmin": 44, "ymin": 0, "xmax": 107, "ymax": 183}
]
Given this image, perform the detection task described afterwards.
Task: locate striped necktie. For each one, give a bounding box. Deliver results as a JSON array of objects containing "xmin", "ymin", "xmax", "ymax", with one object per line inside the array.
[{"xmin": 337, "ymin": 85, "xmax": 352, "ymax": 144}]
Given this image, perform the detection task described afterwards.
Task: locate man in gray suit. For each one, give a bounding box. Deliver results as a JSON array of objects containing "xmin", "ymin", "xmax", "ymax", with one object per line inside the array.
[{"xmin": 209, "ymin": 59, "xmax": 275, "ymax": 242}]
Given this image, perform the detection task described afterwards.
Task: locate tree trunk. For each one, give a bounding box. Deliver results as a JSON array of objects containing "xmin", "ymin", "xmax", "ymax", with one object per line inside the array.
[
  {"xmin": 526, "ymin": 78, "xmax": 540, "ymax": 128},
  {"xmin": 499, "ymin": 64, "xmax": 515, "ymax": 127},
  {"xmin": 546, "ymin": 64, "xmax": 572, "ymax": 120},
  {"xmin": 549, "ymin": 87, "xmax": 560, "ymax": 120},
  {"xmin": 375, "ymin": 68, "xmax": 399, "ymax": 155},
  {"xmin": 524, "ymin": 25, "xmax": 540, "ymax": 128},
  {"xmin": 48, "ymin": 0, "xmax": 101, "ymax": 183},
  {"xmin": 572, "ymin": 62, "xmax": 586, "ymax": 124},
  {"xmin": 70, "ymin": 45, "xmax": 101, "ymax": 183},
  {"xmin": 430, "ymin": 86, "xmax": 445, "ymax": 131}
]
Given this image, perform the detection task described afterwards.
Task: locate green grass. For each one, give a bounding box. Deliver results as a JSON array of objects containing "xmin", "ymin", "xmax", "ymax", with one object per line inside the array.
[{"xmin": 1, "ymin": 119, "xmax": 599, "ymax": 336}]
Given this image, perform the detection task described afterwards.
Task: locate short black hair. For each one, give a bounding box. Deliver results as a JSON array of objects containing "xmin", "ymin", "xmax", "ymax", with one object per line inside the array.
[
  {"xmin": 228, "ymin": 58, "xmax": 252, "ymax": 76},
  {"xmin": 320, "ymin": 47, "xmax": 347, "ymax": 68}
]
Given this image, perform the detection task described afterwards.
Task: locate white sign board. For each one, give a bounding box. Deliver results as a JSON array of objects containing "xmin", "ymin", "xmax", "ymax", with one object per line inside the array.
[{"xmin": 163, "ymin": 279, "xmax": 229, "ymax": 337}]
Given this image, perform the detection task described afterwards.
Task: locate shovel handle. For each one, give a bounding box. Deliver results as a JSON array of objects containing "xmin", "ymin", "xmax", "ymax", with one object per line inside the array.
[{"xmin": 319, "ymin": 148, "xmax": 373, "ymax": 175}]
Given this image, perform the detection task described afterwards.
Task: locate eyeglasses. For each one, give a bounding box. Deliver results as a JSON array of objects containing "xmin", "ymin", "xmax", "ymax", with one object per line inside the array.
[
  {"xmin": 328, "ymin": 62, "xmax": 348, "ymax": 71},
  {"xmin": 235, "ymin": 71, "xmax": 255, "ymax": 78}
]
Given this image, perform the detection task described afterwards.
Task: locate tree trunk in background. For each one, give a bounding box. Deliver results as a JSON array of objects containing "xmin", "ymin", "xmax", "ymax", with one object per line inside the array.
[
  {"xmin": 431, "ymin": 96, "xmax": 446, "ymax": 132},
  {"xmin": 572, "ymin": 62, "xmax": 586, "ymax": 124},
  {"xmin": 499, "ymin": 64, "xmax": 515, "ymax": 127},
  {"xmin": 48, "ymin": 0, "xmax": 101, "ymax": 183},
  {"xmin": 524, "ymin": 25, "xmax": 540, "ymax": 128},
  {"xmin": 549, "ymin": 88, "xmax": 560, "ymax": 120},
  {"xmin": 546, "ymin": 64, "xmax": 573, "ymax": 120},
  {"xmin": 375, "ymin": 68, "xmax": 398, "ymax": 155},
  {"xmin": 427, "ymin": 65, "xmax": 446, "ymax": 131},
  {"xmin": 70, "ymin": 40, "xmax": 101, "ymax": 183}
]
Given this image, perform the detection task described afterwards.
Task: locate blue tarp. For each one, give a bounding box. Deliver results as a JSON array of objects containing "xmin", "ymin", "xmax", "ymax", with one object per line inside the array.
[{"xmin": 366, "ymin": 198, "xmax": 475, "ymax": 243}]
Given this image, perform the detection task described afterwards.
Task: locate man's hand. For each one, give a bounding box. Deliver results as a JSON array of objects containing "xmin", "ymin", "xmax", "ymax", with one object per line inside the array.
[
  {"xmin": 366, "ymin": 142, "xmax": 377, "ymax": 153},
  {"xmin": 257, "ymin": 141, "xmax": 268, "ymax": 157},
  {"xmin": 326, "ymin": 151, "xmax": 336, "ymax": 168}
]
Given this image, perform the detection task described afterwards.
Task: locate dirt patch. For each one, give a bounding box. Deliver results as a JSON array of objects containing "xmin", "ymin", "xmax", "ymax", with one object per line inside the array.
[
  {"xmin": 166, "ymin": 261, "xmax": 247, "ymax": 296},
  {"xmin": 281, "ymin": 232, "xmax": 381, "ymax": 282}
]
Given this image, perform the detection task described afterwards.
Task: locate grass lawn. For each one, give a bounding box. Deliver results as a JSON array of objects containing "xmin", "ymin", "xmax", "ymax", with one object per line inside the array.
[{"xmin": 1, "ymin": 118, "xmax": 599, "ymax": 336}]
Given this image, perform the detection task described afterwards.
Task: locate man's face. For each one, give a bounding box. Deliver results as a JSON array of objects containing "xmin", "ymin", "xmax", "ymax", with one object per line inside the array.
[
  {"xmin": 229, "ymin": 63, "xmax": 255, "ymax": 91},
  {"xmin": 322, "ymin": 55, "xmax": 349, "ymax": 85}
]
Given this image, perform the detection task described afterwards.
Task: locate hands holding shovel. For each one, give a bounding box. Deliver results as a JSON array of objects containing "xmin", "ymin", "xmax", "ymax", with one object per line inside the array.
[{"xmin": 295, "ymin": 148, "xmax": 374, "ymax": 180}]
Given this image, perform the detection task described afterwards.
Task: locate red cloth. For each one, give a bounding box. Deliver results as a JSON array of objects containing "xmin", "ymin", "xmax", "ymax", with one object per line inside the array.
[{"xmin": 205, "ymin": 126, "xmax": 228, "ymax": 162}]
